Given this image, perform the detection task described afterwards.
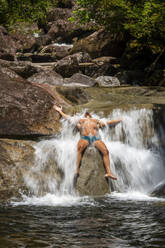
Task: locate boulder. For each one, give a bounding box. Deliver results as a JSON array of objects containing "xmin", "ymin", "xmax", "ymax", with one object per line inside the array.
[
  {"xmin": 0, "ymin": 26, "xmax": 17, "ymax": 61},
  {"xmin": 76, "ymin": 146, "xmax": 110, "ymax": 196},
  {"xmin": 96, "ymin": 76, "xmax": 120, "ymax": 87},
  {"xmin": 0, "ymin": 139, "xmax": 35, "ymax": 201},
  {"xmin": 48, "ymin": 19, "xmax": 76, "ymax": 43},
  {"xmin": 79, "ymin": 61, "xmax": 117, "ymax": 78},
  {"xmin": 47, "ymin": 8, "xmax": 72, "ymax": 22},
  {"xmin": 11, "ymin": 23, "xmax": 39, "ymax": 53},
  {"xmin": 54, "ymin": 52, "xmax": 91, "ymax": 77},
  {"xmin": 48, "ymin": 17, "xmax": 90, "ymax": 43},
  {"xmin": 151, "ymin": 180, "xmax": 165, "ymax": 198},
  {"xmin": 54, "ymin": 54, "xmax": 78, "ymax": 77},
  {"xmin": 0, "ymin": 59, "xmax": 43, "ymax": 79},
  {"xmin": 0, "ymin": 138, "xmax": 64, "ymax": 201},
  {"xmin": 64, "ymin": 73, "xmax": 98, "ymax": 87},
  {"xmin": 35, "ymin": 34, "xmax": 52, "ymax": 50},
  {"xmin": 0, "ymin": 66, "xmax": 23, "ymax": 81},
  {"xmin": 39, "ymin": 43, "xmax": 73, "ymax": 60},
  {"xmin": 27, "ymin": 69, "xmax": 64, "ymax": 86},
  {"xmin": 70, "ymin": 29, "xmax": 125, "ymax": 59},
  {"xmin": 0, "ymin": 71, "xmax": 67, "ymax": 138}
]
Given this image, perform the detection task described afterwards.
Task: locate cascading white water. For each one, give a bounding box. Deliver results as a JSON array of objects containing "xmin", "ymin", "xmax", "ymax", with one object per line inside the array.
[
  {"xmin": 104, "ymin": 109, "xmax": 165, "ymax": 194},
  {"xmin": 22, "ymin": 108, "xmax": 165, "ymax": 204}
]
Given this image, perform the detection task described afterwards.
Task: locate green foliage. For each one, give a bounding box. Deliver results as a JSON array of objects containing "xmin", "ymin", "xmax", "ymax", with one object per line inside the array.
[
  {"xmin": 73, "ymin": 0, "xmax": 165, "ymax": 53},
  {"xmin": 0, "ymin": 0, "xmax": 58, "ymax": 26}
]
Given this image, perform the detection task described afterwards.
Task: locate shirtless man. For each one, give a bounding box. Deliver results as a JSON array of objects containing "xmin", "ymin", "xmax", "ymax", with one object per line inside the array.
[{"xmin": 54, "ymin": 105, "xmax": 122, "ymax": 180}]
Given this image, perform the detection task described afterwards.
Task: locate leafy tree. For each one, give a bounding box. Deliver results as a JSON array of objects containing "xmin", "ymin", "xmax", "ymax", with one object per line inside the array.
[
  {"xmin": 0, "ymin": 0, "xmax": 58, "ymax": 26},
  {"xmin": 72, "ymin": 0, "xmax": 165, "ymax": 53}
]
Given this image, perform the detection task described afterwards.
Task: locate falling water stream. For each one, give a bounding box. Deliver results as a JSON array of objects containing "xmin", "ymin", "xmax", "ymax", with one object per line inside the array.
[{"xmin": 1, "ymin": 108, "xmax": 165, "ymax": 248}]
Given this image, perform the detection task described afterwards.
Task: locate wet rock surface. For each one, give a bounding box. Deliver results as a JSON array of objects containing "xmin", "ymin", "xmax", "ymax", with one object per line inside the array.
[
  {"xmin": 0, "ymin": 139, "xmax": 35, "ymax": 201},
  {"xmin": 76, "ymin": 146, "xmax": 110, "ymax": 196},
  {"xmin": 151, "ymin": 180, "xmax": 165, "ymax": 198}
]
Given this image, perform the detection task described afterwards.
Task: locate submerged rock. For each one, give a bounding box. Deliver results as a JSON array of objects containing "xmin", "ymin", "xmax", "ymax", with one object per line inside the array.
[{"xmin": 76, "ymin": 146, "xmax": 110, "ymax": 196}]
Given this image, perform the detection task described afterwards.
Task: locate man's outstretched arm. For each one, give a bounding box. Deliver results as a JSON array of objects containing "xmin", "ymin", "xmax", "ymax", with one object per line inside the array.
[
  {"xmin": 107, "ymin": 118, "xmax": 122, "ymax": 126},
  {"xmin": 53, "ymin": 105, "xmax": 69, "ymax": 120}
]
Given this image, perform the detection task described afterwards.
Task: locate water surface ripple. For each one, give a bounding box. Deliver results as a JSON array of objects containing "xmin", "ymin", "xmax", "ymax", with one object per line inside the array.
[{"xmin": 0, "ymin": 195, "xmax": 165, "ymax": 248}]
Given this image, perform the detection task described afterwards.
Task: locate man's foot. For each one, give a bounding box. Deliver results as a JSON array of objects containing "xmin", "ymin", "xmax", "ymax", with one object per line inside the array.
[{"xmin": 105, "ymin": 173, "xmax": 117, "ymax": 180}]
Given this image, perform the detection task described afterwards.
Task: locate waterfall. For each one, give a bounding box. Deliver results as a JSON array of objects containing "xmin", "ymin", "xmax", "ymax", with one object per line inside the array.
[{"xmin": 23, "ymin": 108, "xmax": 165, "ymax": 201}]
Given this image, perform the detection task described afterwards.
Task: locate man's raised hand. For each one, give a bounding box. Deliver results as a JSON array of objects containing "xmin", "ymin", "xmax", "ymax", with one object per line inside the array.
[{"xmin": 53, "ymin": 105, "xmax": 62, "ymax": 112}]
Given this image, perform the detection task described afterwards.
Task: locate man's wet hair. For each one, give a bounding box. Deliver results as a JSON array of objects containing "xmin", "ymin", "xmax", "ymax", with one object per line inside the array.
[{"xmin": 84, "ymin": 111, "xmax": 92, "ymax": 118}]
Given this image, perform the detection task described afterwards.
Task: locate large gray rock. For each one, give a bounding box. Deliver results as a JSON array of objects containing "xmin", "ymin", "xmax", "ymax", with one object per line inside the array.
[
  {"xmin": 27, "ymin": 69, "xmax": 64, "ymax": 86},
  {"xmin": 64, "ymin": 73, "xmax": 98, "ymax": 87},
  {"xmin": 76, "ymin": 146, "xmax": 110, "ymax": 196},
  {"xmin": 54, "ymin": 53, "xmax": 80, "ymax": 77}
]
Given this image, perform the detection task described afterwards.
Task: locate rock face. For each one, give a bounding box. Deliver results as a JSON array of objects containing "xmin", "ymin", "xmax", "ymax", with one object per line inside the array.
[
  {"xmin": 151, "ymin": 180, "xmax": 165, "ymax": 198},
  {"xmin": 0, "ymin": 139, "xmax": 35, "ymax": 201},
  {"xmin": 76, "ymin": 146, "xmax": 110, "ymax": 196},
  {"xmin": 0, "ymin": 71, "xmax": 64, "ymax": 137}
]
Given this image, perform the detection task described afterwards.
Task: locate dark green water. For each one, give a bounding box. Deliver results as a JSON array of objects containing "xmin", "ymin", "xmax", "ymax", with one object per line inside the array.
[{"xmin": 0, "ymin": 195, "xmax": 165, "ymax": 248}]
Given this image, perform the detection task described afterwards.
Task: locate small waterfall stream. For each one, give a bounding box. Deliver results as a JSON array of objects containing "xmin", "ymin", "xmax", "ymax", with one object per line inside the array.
[{"xmin": 21, "ymin": 108, "xmax": 165, "ymax": 205}]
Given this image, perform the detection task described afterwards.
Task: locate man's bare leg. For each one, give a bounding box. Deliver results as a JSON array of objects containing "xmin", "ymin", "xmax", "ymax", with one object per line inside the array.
[
  {"xmin": 76, "ymin": 139, "xmax": 89, "ymax": 177},
  {"xmin": 94, "ymin": 140, "xmax": 117, "ymax": 180}
]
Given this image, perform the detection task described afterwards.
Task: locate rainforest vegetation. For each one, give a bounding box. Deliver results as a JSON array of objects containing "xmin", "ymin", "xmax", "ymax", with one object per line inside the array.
[{"xmin": 0, "ymin": 0, "xmax": 164, "ymax": 53}]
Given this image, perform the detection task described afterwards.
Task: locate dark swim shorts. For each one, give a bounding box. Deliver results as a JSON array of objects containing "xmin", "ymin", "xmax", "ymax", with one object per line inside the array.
[{"xmin": 81, "ymin": 135, "xmax": 100, "ymax": 145}]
